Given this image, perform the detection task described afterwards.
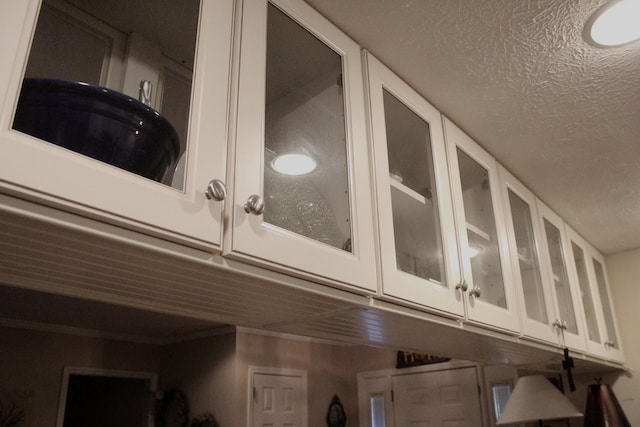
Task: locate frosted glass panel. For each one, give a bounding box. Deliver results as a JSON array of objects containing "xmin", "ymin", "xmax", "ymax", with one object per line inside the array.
[
  {"xmin": 571, "ymin": 242, "xmax": 601, "ymax": 343},
  {"xmin": 370, "ymin": 394, "xmax": 386, "ymax": 427},
  {"xmin": 593, "ymin": 259, "xmax": 619, "ymax": 349},
  {"xmin": 508, "ymin": 190, "xmax": 546, "ymax": 323},
  {"xmin": 457, "ymin": 148, "xmax": 506, "ymax": 308},
  {"xmin": 263, "ymin": 3, "xmax": 352, "ymax": 251},
  {"xmin": 543, "ymin": 220, "xmax": 577, "ymax": 334},
  {"xmin": 383, "ymin": 90, "xmax": 444, "ymax": 283}
]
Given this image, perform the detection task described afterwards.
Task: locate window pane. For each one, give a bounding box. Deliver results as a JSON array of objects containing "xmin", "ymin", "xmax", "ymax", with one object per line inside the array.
[
  {"xmin": 571, "ymin": 243, "xmax": 601, "ymax": 343},
  {"xmin": 263, "ymin": 3, "xmax": 352, "ymax": 251},
  {"xmin": 370, "ymin": 394, "xmax": 386, "ymax": 427},
  {"xmin": 383, "ymin": 90, "xmax": 444, "ymax": 283},
  {"xmin": 508, "ymin": 190, "xmax": 547, "ymax": 323},
  {"xmin": 457, "ymin": 148, "xmax": 506, "ymax": 308}
]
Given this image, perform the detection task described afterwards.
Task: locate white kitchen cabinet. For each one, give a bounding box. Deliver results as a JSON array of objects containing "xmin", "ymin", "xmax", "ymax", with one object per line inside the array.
[
  {"xmin": 364, "ymin": 52, "xmax": 462, "ymax": 315},
  {"xmin": 536, "ymin": 201, "xmax": 587, "ymax": 352},
  {"xmin": 499, "ymin": 166, "xmax": 558, "ymax": 344},
  {"xmin": 228, "ymin": 0, "xmax": 377, "ymax": 291},
  {"xmin": 565, "ymin": 226, "xmax": 609, "ymax": 358},
  {"xmin": 589, "ymin": 247, "xmax": 624, "ymax": 362},
  {"xmin": 0, "ymin": 0, "xmax": 233, "ymax": 249},
  {"xmin": 443, "ymin": 117, "xmax": 520, "ymax": 332}
]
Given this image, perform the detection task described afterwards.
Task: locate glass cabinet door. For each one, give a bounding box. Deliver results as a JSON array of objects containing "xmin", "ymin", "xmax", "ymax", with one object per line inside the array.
[
  {"xmin": 365, "ymin": 52, "xmax": 461, "ymax": 316},
  {"xmin": 231, "ymin": 0, "xmax": 377, "ymax": 290},
  {"xmin": 537, "ymin": 202, "xmax": 586, "ymax": 351},
  {"xmin": 590, "ymin": 250, "xmax": 624, "ymax": 361},
  {"xmin": 499, "ymin": 167, "xmax": 556, "ymax": 343},
  {"xmin": 0, "ymin": 0, "xmax": 233, "ymax": 248},
  {"xmin": 444, "ymin": 117, "xmax": 519, "ymax": 331},
  {"xmin": 565, "ymin": 227, "xmax": 605, "ymax": 356}
]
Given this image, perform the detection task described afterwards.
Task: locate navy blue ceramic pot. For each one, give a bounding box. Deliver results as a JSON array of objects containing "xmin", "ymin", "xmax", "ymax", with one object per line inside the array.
[{"xmin": 13, "ymin": 78, "xmax": 182, "ymax": 184}]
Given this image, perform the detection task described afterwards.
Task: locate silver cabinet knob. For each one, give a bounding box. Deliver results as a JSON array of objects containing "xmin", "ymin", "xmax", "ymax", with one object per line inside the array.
[
  {"xmin": 469, "ymin": 285, "xmax": 481, "ymax": 298},
  {"xmin": 455, "ymin": 280, "xmax": 468, "ymax": 292},
  {"xmin": 205, "ymin": 179, "xmax": 227, "ymax": 201},
  {"xmin": 553, "ymin": 320, "xmax": 568, "ymax": 330},
  {"xmin": 605, "ymin": 340, "xmax": 616, "ymax": 348},
  {"xmin": 244, "ymin": 194, "xmax": 265, "ymax": 215}
]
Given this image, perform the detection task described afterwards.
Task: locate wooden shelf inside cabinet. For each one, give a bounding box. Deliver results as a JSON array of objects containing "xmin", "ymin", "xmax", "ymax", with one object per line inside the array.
[
  {"xmin": 390, "ymin": 177, "xmax": 430, "ymax": 205},
  {"xmin": 466, "ymin": 221, "xmax": 491, "ymax": 242}
]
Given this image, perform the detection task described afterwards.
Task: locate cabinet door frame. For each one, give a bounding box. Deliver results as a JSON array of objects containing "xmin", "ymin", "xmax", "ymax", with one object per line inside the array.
[
  {"xmin": 364, "ymin": 51, "xmax": 462, "ymax": 316},
  {"xmin": 0, "ymin": 0, "xmax": 233, "ymax": 249},
  {"xmin": 536, "ymin": 200, "xmax": 587, "ymax": 352},
  {"xmin": 443, "ymin": 117, "xmax": 519, "ymax": 332},
  {"xmin": 588, "ymin": 246, "xmax": 625, "ymax": 362},
  {"xmin": 565, "ymin": 226, "xmax": 609, "ymax": 358},
  {"xmin": 498, "ymin": 165, "xmax": 557, "ymax": 344},
  {"xmin": 228, "ymin": 0, "xmax": 377, "ymax": 291}
]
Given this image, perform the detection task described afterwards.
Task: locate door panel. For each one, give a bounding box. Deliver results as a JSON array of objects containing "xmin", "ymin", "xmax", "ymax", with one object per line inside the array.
[
  {"xmin": 392, "ymin": 367, "xmax": 483, "ymax": 427},
  {"xmin": 252, "ymin": 369, "xmax": 307, "ymax": 427}
]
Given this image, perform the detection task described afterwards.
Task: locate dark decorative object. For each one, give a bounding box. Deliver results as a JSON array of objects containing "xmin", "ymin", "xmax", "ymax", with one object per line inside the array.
[
  {"xmin": 561, "ymin": 348, "xmax": 576, "ymax": 391},
  {"xmin": 326, "ymin": 395, "xmax": 346, "ymax": 427},
  {"xmin": 14, "ymin": 78, "xmax": 182, "ymax": 184},
  {"xmin": 396, "ymin": 351, "xmax": 450, "ymax": 369},
  {"xmin": 584, "ymin": 380, "xmax": 631, "ymax": 427},
  {"xmin": 190, "ymin": 412, "xmax": 220, "ymax": 427},
  {"xmin": 157, "ymin": 389, "xmax": 189, "ymax": 427}
]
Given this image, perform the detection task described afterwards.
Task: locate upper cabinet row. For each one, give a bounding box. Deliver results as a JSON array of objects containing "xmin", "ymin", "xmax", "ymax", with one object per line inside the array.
[{"xmin": 0, "ymin": 0, "xmax": 623, "ymax": 362}]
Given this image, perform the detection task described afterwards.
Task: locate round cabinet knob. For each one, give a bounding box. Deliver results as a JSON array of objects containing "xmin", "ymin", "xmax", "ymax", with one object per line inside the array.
[
  {"xmin": 469, "ymin": 285, "xmax": 481, "ymax": 298},
  {"xmin": 244, "ymin": 194, "xmax": 265, "ymax": 215},
  {"xmin": 455, "ymin": 280, "xmax": 468, "ymax": 292},
  {"xmin": 205, "ymin": 179, "xmax": 227, "ymax": 201}
]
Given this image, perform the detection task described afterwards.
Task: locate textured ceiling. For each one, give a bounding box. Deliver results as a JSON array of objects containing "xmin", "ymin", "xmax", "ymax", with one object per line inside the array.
[{"xmin": 304, "ymin": 0, "xmax": 640, "ymax": 255}]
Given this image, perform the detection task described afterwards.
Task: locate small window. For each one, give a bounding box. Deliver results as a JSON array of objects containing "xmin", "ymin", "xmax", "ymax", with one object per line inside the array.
[
  {"xmin": 492, "ymin": 382, "xmax": 512, "ymax": 421},
  {"xmin": 369, "ymin": 393, "xmax": 386, "ymax": 427}
]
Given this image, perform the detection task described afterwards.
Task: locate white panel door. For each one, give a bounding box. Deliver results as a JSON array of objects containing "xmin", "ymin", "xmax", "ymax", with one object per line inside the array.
[
  {"xmin": 251, "ymin": 368, "xmax": 307, "ymax": 427},
  {"xmin": 392, "ymin": 367, "xmax": 483, "ymax": 427}
]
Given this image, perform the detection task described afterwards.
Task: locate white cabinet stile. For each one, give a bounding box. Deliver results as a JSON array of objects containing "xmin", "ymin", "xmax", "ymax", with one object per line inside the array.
[{"xmin": 443, "ymin": 117, "xmax": 520, "ymax": 333}]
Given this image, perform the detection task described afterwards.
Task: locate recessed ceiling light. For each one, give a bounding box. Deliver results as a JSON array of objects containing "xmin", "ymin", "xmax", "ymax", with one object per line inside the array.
[
  {"xmin": 271, "ymin": 153, "xmax": 316, "ymax": 175},
  {"xmin": 588, "ymin": 0, "xmax": 640, "ymax": 47}
]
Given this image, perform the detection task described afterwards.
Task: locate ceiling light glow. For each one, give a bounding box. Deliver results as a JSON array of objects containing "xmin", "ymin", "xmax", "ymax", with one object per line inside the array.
[
  {"xmin": 271, "ymin": 153, "xmax": 316, "ymax": 175},
  {"xmin": 589, "ymin": 0, "xmax": 640, "ymax": 47}
]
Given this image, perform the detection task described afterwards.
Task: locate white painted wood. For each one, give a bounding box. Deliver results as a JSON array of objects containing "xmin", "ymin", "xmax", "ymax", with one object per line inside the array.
[
  {"xmin": 392, "ymin": 366, "xmax": 484, "ymax": 427},
  {"xmin": 0, "ymin": 0, "xmax": 233, "ymax": 249},
  {"xmin": 229, "ymin": 0, "xmax": 377, "ymax": 291},
  {"xmin": 535, "ymin": 200, "xmax": 587, "ymax": 352},
  {"xmin": 588, "ymin": 247, "xmax": 625, "ymax": 362},
  {"xmin": 443, "ymin": 117, "xmax": 520, "ymax": 333},
  {"xmin": 249, "ymin": 367, "xmax": 307, "ymax": 427},
  {"xmin": 565, "ymin": 226, "xmax": 609, "ymax": 359},
  {"xmin": 364, "ymin": 51, "xmax": 463, "ymax": 317},
  {"xmin": 498, "ymin": 165, "xmax": 558, "ymax": 344}
]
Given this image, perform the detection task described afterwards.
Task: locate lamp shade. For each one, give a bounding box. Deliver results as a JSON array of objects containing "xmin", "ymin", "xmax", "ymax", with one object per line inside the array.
[
  {"xmin": 496, "ymin": 375, "xmax": 583, "ymax": 425},
  {"xmin": 584, "ymin": 383, "xmax": 631, "ymax": 427}
]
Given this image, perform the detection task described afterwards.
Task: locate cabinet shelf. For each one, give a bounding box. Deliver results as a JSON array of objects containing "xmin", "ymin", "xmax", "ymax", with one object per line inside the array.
[
  {"xmin": 390, "ymin": 177, "xmax": 429, "ymax": 204},
  {"xmin": 466, "ymin": 221, "xmax": 491, "ymax": 242}
]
